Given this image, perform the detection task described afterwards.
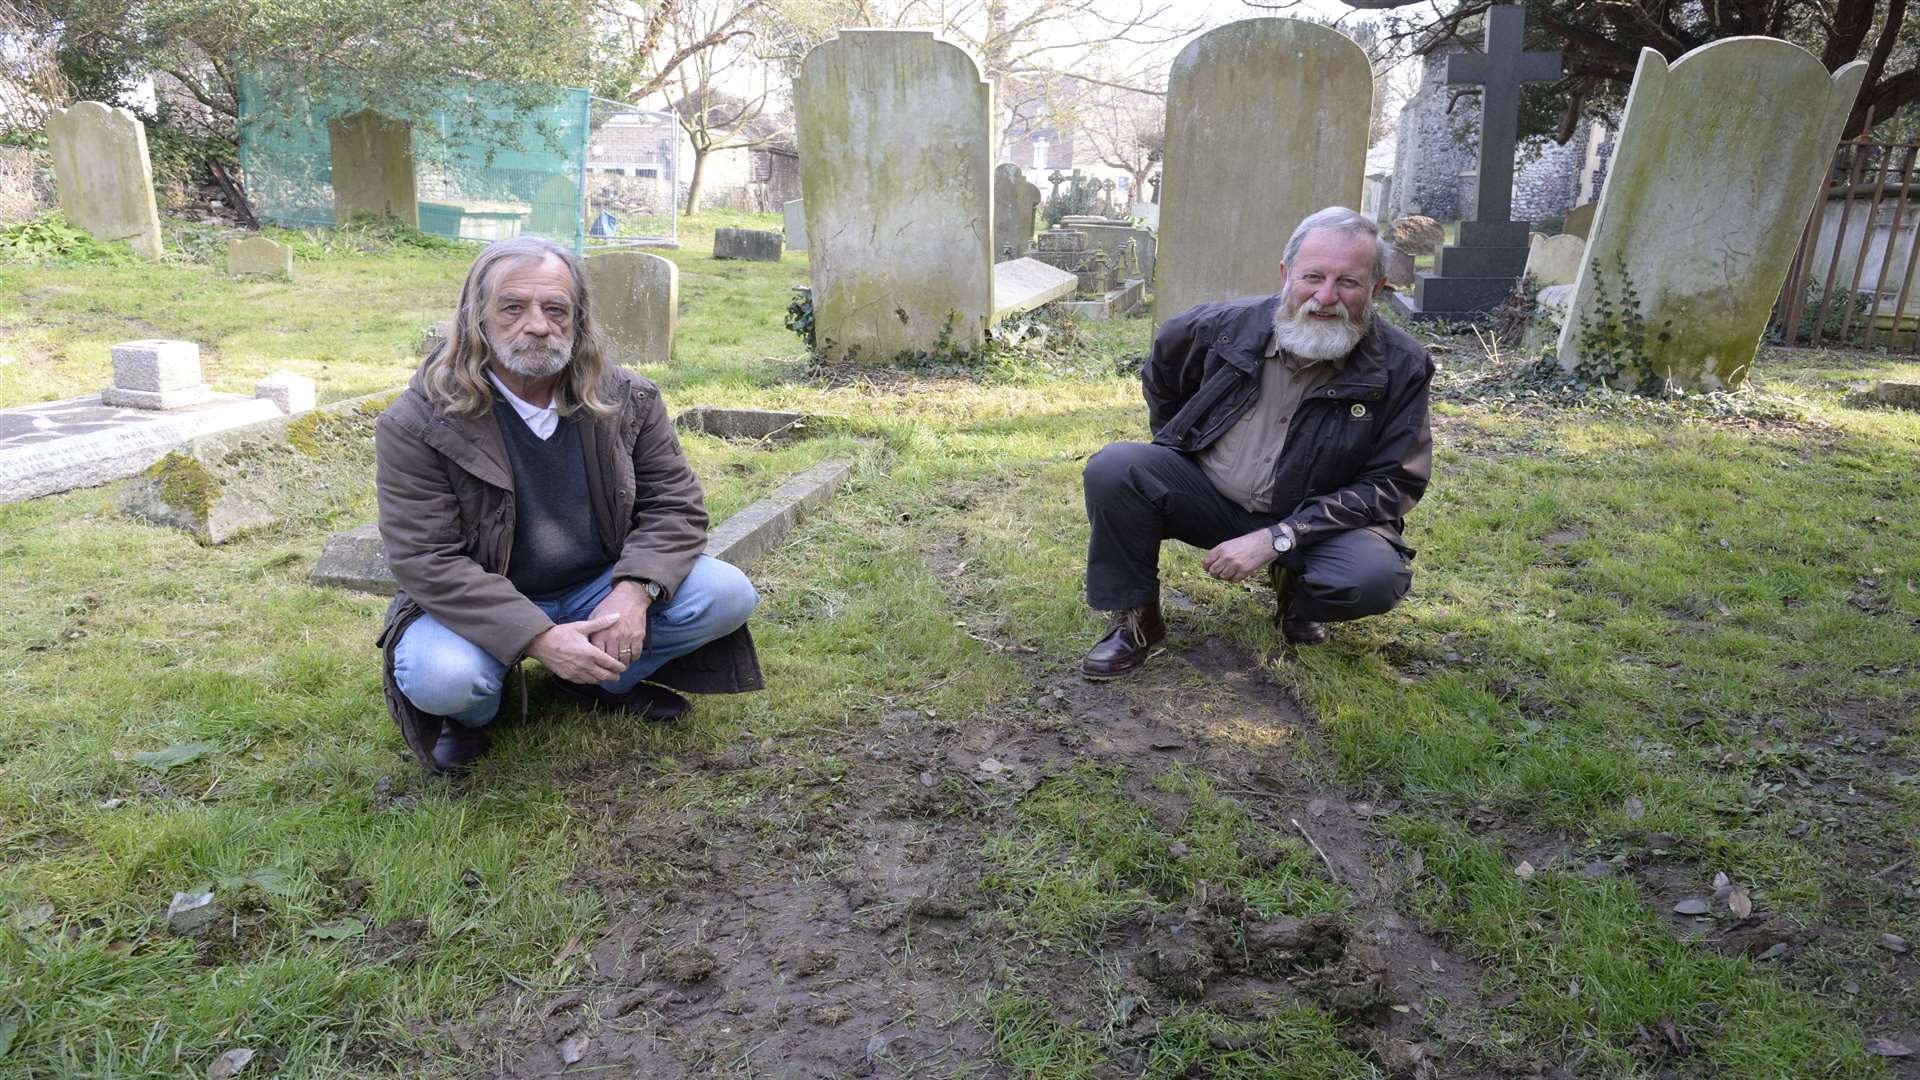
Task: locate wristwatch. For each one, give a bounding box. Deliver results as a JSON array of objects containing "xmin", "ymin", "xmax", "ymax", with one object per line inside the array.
[
  {"xmin": 1269, "ymin": 524, "xmax": 1295, "ymax": 554},
  {"xmin": 634, "ymin": 578, "xmax": 664, "ymax": 601}
]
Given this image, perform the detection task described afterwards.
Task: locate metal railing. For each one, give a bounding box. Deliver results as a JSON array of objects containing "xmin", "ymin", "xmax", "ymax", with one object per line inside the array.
[{"xmin": 1774, "ymin": 116, "xmax": 1920, "ymax": 352}]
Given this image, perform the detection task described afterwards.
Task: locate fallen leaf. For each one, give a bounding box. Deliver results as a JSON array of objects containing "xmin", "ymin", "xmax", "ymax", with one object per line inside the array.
[
  {"xmin": 1514, "ymin": 860, "xmax": 1536, "ymax": 880},
  {"xmin": 865, "ymin": 1033, "xmax": 890, "ymax": 1058},
  {"xmin": 96, "ymin": 798, "xmax": 125, "ymax": 810},
  {"xmin": 1168, "ymin": 842, "xmax": 1189, "ymax": 858},
  {"xmin": 1306, "ymin": 798, "xmax": 1329, "ymax": 818},
  {"xmin": 1881, "ymin": 933, "xmax": 1910, "ymax": 954},
  {"xmin": 10, "ymin": 903, "xmax": 53, "ymax": 931},
  {"xmin": 1728, "ymin": 887, "xmax": 1752, "ymax": 919},
  {"xmin": 976, "ymin": 757, "xmax": 1005, "ymax": 775},
  {"xmin": 131, "ymin": 742, "xmax": 218, "ymax": 771},
  {"xmin": 1712, "ymin": 871, "xmax": 1730, "ymax": 889},
  {"xmin": 1623, "ymin": 795, "xmax": 1646, "ymax": 820},
  {"xmin": 917, "ymin": 772, "xmax": 934, "ymax": 787},
  {"xmin": 206, "ymin": 1048, "xmax": 254, "ymax": 1079},
  {"xmin": 1866, "ymin": 1038, "xmax": 1913, "ymax": 1058},
  {"xmin": 558, "ymin": 1037, "xmax": 590, "ymax": 1064},
  {"xmin": 1672, "ymin": 898, "xmax": 1711, "ymax": 916},
  {"xmin": 0, "ymin": 1017, "xmax": 16, "ymax": 1059},
  {"xmin": 1757, "ymin": 942, "xmax": 1788, "ymax": 961},
  {"xmin": 303, "ymin": 918, "xmax": 366, "ymax": 940}
]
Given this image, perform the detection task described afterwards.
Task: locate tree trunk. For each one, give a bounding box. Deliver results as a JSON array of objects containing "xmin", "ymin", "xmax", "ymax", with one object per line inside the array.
[{"xmin": 685, "ymin": 148, "xmax": 709, "ymax": 215}]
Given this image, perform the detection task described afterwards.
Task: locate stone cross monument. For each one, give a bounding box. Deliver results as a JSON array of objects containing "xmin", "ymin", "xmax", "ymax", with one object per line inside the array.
[
  {"xmin": 1047, "ymin": 170, "xmax": 1067, "ymax": 200},
  {"xmin": 1396, "ymin": 5, "xmax": 1561, "ymax": 317}
]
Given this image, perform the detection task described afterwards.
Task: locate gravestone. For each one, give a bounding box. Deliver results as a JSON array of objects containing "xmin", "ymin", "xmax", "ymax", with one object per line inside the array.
[
  {"xmin": 1155, "ymin": 20, "xmax": 1371, "ymax": 323},
  {"xmin": 784, "ymin": 199, "xmax": 807, "ymax": 252},
  {"xmin": 1068, "ymin": 222, "xmax": 1155, "ymax": 284},
  {"xmin": 1563, "ymin": 203, "xmax": 1596, "ymax": 239},
  {"xmin": 1874, "ymin": 382, "xmax": 1920, "ymax": 409},
  {"xmin": 226, "ymin": 236, "xmax": 293, "ymax": 279},
  {"xmin": 797, "ymin": 30, "xmax": 992, "ymax": 362},
  {"xmin": 993, "ymin": 163, "xmax": 1041, "ymax": 261},
  {"xmin": 526, "ymin": 174, "xmax": 581, "ymax": 240},
  {"xmin": 103, "ymin": 340, "xmax": 213, "ymax": 410},
  {"xmin": 1524, "ymin": 233, "xmax": 1585, "ymax": 286},
  {"xmin": 583, "ymin": 250, "xmax": 677, "ymax": 366},
  {"xmin": 1397, "ymin": 5, "xmax": 1561, "ymax": 317},
  {"xmin": 328, "ymin": 109, "xmax": 417, "ymax": 226},
  {"xmin": 1557, "ymin": 42, "xmax": 1865, "ymax": 389},
  {"xmin": 46, "ymin": 101, "xmax": 163, "ymax": 259},
  {"xmin": 990, "ymin": 257, "xmax": 1078, "ymax": 321},
  {"xmin": 713, "ymin": 227, "xmax": 781, "ymax": 261}
]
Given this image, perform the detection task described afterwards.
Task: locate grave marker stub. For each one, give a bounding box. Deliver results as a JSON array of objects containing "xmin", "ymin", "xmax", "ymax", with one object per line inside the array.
[
  {"xmin": 584, "ymin": 250, "xmax": 678, "ymax": 366},
  {"xmin": 1556, "ymin": 41, "xmax": 1865, "ymax": 389},
  {"xmin": 226, "ymin": 236, "xmax": 293, "ymax": 279},
  {"xmin": 797, "ymin": 30, "xmax": 993, "ymax": 362},
  {"xmin": 1155, "ymin": 19, "xmax": 1371, "ymax": 324},
  {"xmin": 784, "ymin": 199, "xmax": 807, "ymax": 251},
  {"xmin": 46, "ymin": 101, "xmax": 163, "ymax": 259},
  {"xmin": 327, "ymin": 109, "xmax": 417, "ymax": 227}
]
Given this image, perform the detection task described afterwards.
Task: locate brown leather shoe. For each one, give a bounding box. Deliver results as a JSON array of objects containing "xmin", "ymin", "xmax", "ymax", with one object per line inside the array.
[
  {"xmin": 1268, "ymin": 565, "xmax": 1330, "ymax": 645},
  {"xmin": 1081, "ymin": 602, "xmax": 1167, "ymax": 679},
  {"xmin": 553, "ymin": 679, "xmax": 692, "ymax": 721},
  {"xmin": 430, "ymin": 720, "xmax": 490, "ymax": 773}
]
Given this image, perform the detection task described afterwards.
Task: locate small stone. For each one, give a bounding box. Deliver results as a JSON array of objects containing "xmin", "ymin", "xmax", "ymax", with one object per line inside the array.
[{"xmin": 166, "ymin": 891, "xmax": 221, "ymax": 936}]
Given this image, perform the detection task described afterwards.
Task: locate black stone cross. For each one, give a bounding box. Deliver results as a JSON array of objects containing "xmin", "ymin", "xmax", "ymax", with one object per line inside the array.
[{"xmin": 1444, "ymin": 5, "xmax": 1560, "ymax": 225}]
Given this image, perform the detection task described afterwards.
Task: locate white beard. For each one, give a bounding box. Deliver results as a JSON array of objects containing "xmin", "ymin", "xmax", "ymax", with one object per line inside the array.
[
  {"xmin": 1273, "ymin": 295, "xmax": 1369, "ymax": 361},
  {"xmin": 486, "ymin": 327, "xmax": 571, "ymax": 378}
]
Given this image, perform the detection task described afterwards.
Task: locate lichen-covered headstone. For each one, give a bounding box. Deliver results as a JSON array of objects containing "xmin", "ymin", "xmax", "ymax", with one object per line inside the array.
[
  {"xmin": 327, "ymin": 109, "xmax": 417, "ymax": 227},
  {"xmin": 526, "ymin": 173, "xmax": 581, "ymax": 240},
  {"xmin": 1562, "ymin": 203, "xmax": 1596, "ymax": 239},
  {"xmin": 46, "ymin": 101, "xmax": 163, "ymax": 259},
  {"xmin": 713, "ymin": 227, "xmax": 781, "ymax": 261},
  {"xmin": 583, "ymin": 250, "xmax": 677, "ymax": 366},
  {"xmin": 993, "ymin": 163, "xmax": 1040, "ymax": 261},
  {"xmin": 226, "ymin": 236, "xmax": 293, "ymax": 279},
  {"xmin": 1155, "ymin": 20, "xmax": 1371, "ymax": 323},
  {"xmin": 797, "ymin": 30, "xmax": 992, "ymax": 362},
  {"xmin": 1557, "ymin": 41, "xmax": 1865, "ymax": 389}
]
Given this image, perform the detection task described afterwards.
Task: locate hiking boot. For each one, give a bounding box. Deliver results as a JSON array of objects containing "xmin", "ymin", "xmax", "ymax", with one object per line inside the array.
[
  {"xmin": 1081, "ymin": 601, "xmax": 1167, "ymax": 679},
  {"xmin": 1269, "ymin": 565, "xmax": 1330, "ymax": 645}
]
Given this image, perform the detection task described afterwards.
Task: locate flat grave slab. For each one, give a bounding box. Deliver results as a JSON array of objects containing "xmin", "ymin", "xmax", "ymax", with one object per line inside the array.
[{"xmin": 1, "ymin": 393, "xmax": 285, "ymax": 505}]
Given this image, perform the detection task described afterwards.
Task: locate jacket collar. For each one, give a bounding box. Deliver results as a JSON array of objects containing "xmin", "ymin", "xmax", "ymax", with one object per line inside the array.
[{"xmin": 406, "ymin": 367, "xmax": 515, "ymax": 491}]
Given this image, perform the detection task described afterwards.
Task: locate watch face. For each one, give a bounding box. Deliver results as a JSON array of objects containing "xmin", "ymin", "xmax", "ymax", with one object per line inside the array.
[{"xmin": 1272, "ymin": 533, "xmax": 1292, "ymax": 553}]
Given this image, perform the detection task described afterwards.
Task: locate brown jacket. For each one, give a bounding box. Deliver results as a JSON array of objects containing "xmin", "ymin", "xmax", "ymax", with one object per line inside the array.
[
  {"xmin": 373, "ymin": 364, "xmax": 762, "ymax": 762},
  {"xmin": 1144, "ymin": 293, "xmax": 1433, "ymax": 551}
]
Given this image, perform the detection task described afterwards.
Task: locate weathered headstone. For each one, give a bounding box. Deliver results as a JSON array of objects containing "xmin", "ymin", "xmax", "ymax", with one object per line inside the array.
[
  {"xmin": 1386, "ymin": 215, "xmax": 1444, "ymax": 256},
  {"xmin": 102, "ymin": 340, "xmax": 214, "ymax": 410},
  {"xmin": 526, "ymin": 174, "xmax": 582, "ymax": 240},
  {"xmin": 990, "ymin": 257, "xmax": 1078, "ymax": 321},
  {"xmin": 713, "ymin": 227, "xmax": 781, "ymax": 261},
  {"xmin": 993, "ymin": 163, "xmax": 1041, "ymax": 261},
  {"xmin": 783, "ymin": 199, "xmax": 807, "ymax": 252},
  {"xmin": 1155, "ymin": 20, "xmax": 1371, "ymax": 323},
  {"xmin": 1397, "ymin": 5, "xmax": 1561, "ymax": 317},
  {"xmin": 676, "ymin": 406, "xmax": 845, "ymax": 441},
  {"xmin": 328, "ymin": 109, "xmax": 417, "ymax": 226},
  {"xmin": 1562, "ymin": 202, "xmax": 1596, "ymax": 239},
  {"xmin": 1523, "ymin": 233, "xmax": 1585, "ymax": 286},
  {"xmin": 46, "ymin": 101, "xmax": 163, "ymax": 259},
  {"xmin": 1067, "ymin": 222, "xmax": 1155, "ymax": 284},
  {"xmin": 797, "ymin": 30, "xmax": 992, "ymax": 362},
  {"xmin": 1557, "ymin": 41, "xmax": 1865, "ymax": 388},
  {"xmin": 583, "ymin": 250, "xmax": 677, "ymax": 367},
  {"xmin": 1873, "ymin": 381, "xmax": 1920, "ymax": 409},
  {"xmin": 226, "ymin": 236, "xmax": 293, "ymax": 279}
]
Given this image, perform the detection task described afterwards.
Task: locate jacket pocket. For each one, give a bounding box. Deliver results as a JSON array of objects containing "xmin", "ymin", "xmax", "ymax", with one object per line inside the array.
[{"xmin": 1159, "ymin": 363, "xmax": 1243, "ymax": 446}]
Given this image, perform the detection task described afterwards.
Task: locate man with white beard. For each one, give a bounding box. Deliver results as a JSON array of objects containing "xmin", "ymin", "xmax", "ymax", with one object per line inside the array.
[
  {"xmin": 1079, "ymin": 207, "xmax": 1433, "ymax": 678},
  {"xmin": 374, "ymin": 237, "xmax": 761, "ymax": 772}
]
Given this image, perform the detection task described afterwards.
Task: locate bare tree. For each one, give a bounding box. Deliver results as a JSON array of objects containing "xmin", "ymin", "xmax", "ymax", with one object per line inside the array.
[
  {"xmin": 1071, "ymin": 74, "xmax": 1163, "ymax": 199},
  {"xmin": 0, "ymin": 0, "xmax": 65, "ymax": 128},
  {"xmin": 666, "ymin": 0, "xmax": 785, "ymax": 212},
  {"xmin": 1297, "ymin": 0, "xmax": 1920, "ymax": 142}
]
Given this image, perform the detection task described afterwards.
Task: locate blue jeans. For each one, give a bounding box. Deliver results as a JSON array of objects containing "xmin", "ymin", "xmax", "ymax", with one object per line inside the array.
[{"xmin": 392, "ymin": 555, "xmax": 758, "ymax": 728}]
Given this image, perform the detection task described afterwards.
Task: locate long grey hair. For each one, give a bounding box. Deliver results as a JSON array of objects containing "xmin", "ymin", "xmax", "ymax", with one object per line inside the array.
[{"xmin": 421, "ymin": 236, "xmax": 616, "ymax": 420}]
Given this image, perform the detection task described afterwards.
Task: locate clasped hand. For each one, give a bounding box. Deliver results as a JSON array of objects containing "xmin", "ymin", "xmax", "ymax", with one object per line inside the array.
[
  {"xmin": 526, "ymin": 581, "xmax": 652, "ymax": 684},
  {"xmin": 1202, "ymin": 528, "xmax": 1278, "ymax": 583}
]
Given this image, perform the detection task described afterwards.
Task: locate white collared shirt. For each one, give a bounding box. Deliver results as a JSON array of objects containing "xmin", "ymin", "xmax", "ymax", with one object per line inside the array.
[{"xmin": 486, "ymin": 369, "xmax": 559, "ymax": 440}]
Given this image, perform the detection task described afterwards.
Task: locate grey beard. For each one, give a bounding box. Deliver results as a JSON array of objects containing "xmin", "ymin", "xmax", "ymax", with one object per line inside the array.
[
  {"xmin": 486, "ymin": 328, "xmax": 571, "ymax": 378},
  {"xmin": 1273, "ymin": 297, "xmax": 1369, "ymax": 361}
]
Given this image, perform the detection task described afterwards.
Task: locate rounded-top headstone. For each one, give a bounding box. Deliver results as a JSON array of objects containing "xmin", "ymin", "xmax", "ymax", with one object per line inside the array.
[
  {"xmin": 796, "ymin": 30, "xmax": 992, "ymax": 362},
  {"xmin": 46, "ymin": 101, "xmax": 163, "ymax": 259},
  {"xmin": 583, "ymin": 250, "xmax": 678, "ymax": 366},
  {"xmin": 1155, "ymin": 19, "xmax": 1371, "ymax": 324},
  {"xmin": 226, "ymin": 236, "xmax": 294, "ymax": 279}
]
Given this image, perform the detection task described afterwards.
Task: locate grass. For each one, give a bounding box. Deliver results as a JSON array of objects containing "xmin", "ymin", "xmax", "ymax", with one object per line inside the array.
[{"xmin": 3, "ymin": 209, "xmax": 1919, "ymax": 1078}]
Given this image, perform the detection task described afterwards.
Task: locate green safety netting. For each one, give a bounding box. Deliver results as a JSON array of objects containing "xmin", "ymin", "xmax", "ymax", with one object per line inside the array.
[{"xmin": 236, "ymin": 64, "xmax": 593, "ymax": 251}]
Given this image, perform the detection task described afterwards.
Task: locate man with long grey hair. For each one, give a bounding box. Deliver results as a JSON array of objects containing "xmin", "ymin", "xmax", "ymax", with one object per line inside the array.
[
  {"xmin": 1079, "ymin": 207, "xmax": 1433, "ymax": 678},
  {"xmin": 374, "ymin": 237, "xmax": 761, "ymax": 772}
]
